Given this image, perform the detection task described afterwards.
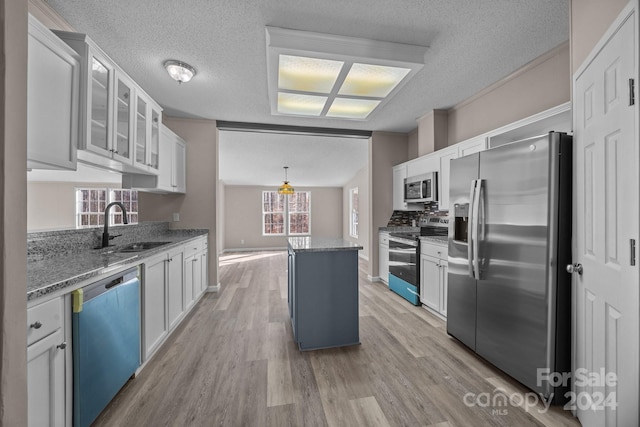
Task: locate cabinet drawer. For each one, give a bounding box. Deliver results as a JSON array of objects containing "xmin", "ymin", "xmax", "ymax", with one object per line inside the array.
[
  {"xmin": 27, "ymin": 297, "xmax": 62, "ymax": 346},
  {"xmin": 379, "ymin": 233, "xmax": 389, "ymax": 245},
  {"xmin": 183, "ymin": 239, "xmax": 203, "ymax": 259},
  {"xmin": 420, "ymin": 241, "xmax": 447, "ymax": 259}
]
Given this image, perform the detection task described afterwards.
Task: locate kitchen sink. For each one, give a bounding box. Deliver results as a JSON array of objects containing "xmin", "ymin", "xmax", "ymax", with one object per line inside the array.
[{"xmin": 118, "ymin": 241, "xmax": 172, "ymax": 252}]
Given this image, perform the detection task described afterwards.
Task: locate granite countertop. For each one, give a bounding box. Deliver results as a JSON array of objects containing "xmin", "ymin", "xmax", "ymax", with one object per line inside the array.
[
  {"xmin": 27, "ymin": 230, "xmax": 208, "ymax": 301},
  {"xmin": 378, "ymin": 226, "xmax": 419, "ymax": 233},
  {"xmin": 288, "ymin": 237, "xmax": 363, "ymax": 253},
  {"xmin": 420, "ymin": 235, "xmax": 448, "ymax": 245}
]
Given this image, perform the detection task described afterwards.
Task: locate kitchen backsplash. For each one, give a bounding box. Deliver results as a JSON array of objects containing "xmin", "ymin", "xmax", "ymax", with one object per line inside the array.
[
  {"xmin": 386, "ymin": 202, "xmax": 448, "ymax": 227},
  {"xmin": 27, "ymin": 222, "xmax": 179, "ymax": 261}
]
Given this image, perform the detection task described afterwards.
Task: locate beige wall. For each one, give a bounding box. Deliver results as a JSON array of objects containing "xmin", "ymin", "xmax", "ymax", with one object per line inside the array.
[
  {"xmin": 218, "ymin": 179, "xmax": 225, "ymax": 254},
  {"xmin": 1, "ymin": 0, "xmax": 28, "ymax": 424},
  {"xmin": 27, "ymin": 182, "xmax": 121, "ymax": 231},
  {"xmin": 417, "ymin": 109, "xmax": 449, "ymax": 156},
  {"xmin": 407, "ymin": 128, "xmax": 418, "ymax": 160},
  {"xmin": 369, "ymin": 132, "xmax": 408, "ymax": 278},
  {"xmin": 139, "ymin": 117, "xmax": 218, "ymax": 287},
  {"xmin": 223, "ymin": 186, "xmax": 342, "ymax": 251},
  {"xmin": 571, "ymin": 0, "xmax": 629, "ymax": 74},
  {"xmin": 447, "ymin": 42, "xmax": 570, "ymax": 145},
  {"xmin": 343, "ymin": 167, "xmax": 370, "ymax": 260}
]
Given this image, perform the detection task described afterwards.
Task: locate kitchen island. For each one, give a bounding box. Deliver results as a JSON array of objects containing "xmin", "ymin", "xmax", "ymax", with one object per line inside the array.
[{"xmin": 287, "ymin": 237, "xmax": 363, "ymax": 351}]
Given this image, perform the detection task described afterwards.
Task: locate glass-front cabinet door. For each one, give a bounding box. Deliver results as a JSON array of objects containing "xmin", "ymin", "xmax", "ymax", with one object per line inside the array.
[
  {"xmin": 113, "ymin": 71, "xmax": 134, "ymax": 163},
  {"xmin": 134, "ymin": 95, "xmax": 148, "ymax": 169},
  {"xmin": 87, "ymin": 53, "xmax": 113, "ymax": 155},
  {"xmin": 149, "ymin": 107, "xmax": 161, "ymax": 171}
]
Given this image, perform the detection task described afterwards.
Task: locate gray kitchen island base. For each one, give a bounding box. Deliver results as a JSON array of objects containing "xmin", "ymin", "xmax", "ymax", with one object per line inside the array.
[{"xmin": 288, "ymin": 237, "xmax": 362, "ymax": 351}]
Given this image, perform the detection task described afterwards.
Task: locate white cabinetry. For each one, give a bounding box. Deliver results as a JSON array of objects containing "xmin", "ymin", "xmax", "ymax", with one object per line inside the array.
[
  {"xmin": 167, "ymin": 247, "xmax": 185, "ymax": 330},
  {"xmin": 142, "ymin": 239, "xmax": 204, "ymax": 362},
  {"xmin": 133, "ymin": 92, "xmax": 162, "ymax": 174},
  {"xmin": 378, "ymin": 232, "xmax": 389, "ymax": 284},
  {"xmin": 27, "ymin": 297, "xmax": 66, "ymax": 427},
  {"xmin": 437, "ymin": 147, "xmax": 458, "ymax": 210},
  {"xmin": 407, "ymin": 154, "xmax": 438, "ymax": 178},
  {"xmin": 27, "ymin": 15, "xmax": 79, "ymax": 171},
  {"xmin": 420, "ymin": 241, "xmax": 448, "ymax": 318},
  {"xmin": 200, "ymin": 243, "xmax": 209, "ymax": 294},
  {"xmin": 392, "ymin": 164, "xmax": 407, "ymax": 210},
  {"xmin": 184, "ymin": 238, "xmax": 206, "ymax": 310},
  {"xmin": 142, "ymin": 253, "xmax": 169, "ymax": 360},
  {"xmin": 122, "ymin": 124, "xmax": 187, "ymax": 194},
  {"xmin": 53, "ymin": 30, "xmax": 162, "ymax": 175},
  {"xmin": 458, "ymin": 136, "xmax": 487, "ymax": 157}
]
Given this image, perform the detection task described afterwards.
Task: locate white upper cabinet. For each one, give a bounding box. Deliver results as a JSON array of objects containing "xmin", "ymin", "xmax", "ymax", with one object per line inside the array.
[
  {"xmin": 458, "ymin": 136, "xmax": 487, "ymax": 158},
  {"xmin": 392, "ymin": 164, "xmax": 408, "ymax": 211},
  {"xmin": 436, "ymin": 147, "xmax": 458, "ymax": 210},
  {"xmin": 122, "ymin": 124, "xmax": 186, "ymax": 194},
  {"xmin": 133, "ymin": 92, "xmax": 162, "ymax": 174},
  {"xmin": 172, "ymin": 136, "xmax": 186, "ymax": 193},
  {"xmin": 113, "ymin": 70, "xmax": 135, "ymax": 164},
  {"xmin": 53, "ymin": 29, "xmax": 162, "ymax": 175},
  {"xmin": 406, "ymin": 154, "xmax": 438, "ymax": 178},
  {"xmin": 27, "ymin": 14, "xmax": 80, "ymax": 171}
]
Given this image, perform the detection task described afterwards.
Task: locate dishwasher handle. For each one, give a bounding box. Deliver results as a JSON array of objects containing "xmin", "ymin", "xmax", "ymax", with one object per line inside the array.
[{"xmin": 81, "ymin": 267, "xmax": 139, "ymax": 303}]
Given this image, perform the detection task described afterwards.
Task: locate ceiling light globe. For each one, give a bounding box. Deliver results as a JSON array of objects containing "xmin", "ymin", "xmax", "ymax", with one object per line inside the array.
[{"xmin": 164, "ymin": 60, "xmax": 196, "ymax": 84}]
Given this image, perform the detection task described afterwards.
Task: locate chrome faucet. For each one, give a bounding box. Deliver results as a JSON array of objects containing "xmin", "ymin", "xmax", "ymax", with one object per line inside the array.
[{"xmin": 101, "ymin": 201, "xmax": 128, "ymax": 248}]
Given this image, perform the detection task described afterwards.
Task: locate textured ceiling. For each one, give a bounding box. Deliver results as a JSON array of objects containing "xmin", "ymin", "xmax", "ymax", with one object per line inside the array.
[
  {"xmin": 45, "ymin": 0, "xmax": 569, "ymax": 186},
  {"xmin": 219, "ymin": 131, "xmax": 368, "ymax": 187}
]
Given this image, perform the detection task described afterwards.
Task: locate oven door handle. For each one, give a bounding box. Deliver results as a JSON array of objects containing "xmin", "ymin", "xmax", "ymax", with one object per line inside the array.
[{"xmin": 406, "ymin": 288, "xmax": 420, "ymax": 297}]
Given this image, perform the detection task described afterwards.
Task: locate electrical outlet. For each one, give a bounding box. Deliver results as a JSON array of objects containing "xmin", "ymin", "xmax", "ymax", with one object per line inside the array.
[
  {"xmin": 240, "ymin": 239, "xmax": 245, "ymax": 245},
  {"xmin": 172, "ymin": 212, "xmax": 180, "ymax": 222}
]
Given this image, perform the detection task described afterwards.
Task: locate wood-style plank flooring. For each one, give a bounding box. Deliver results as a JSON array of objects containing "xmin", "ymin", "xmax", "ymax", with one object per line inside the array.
[{"xmin": 94, "ymin": 251, "xmax": 581, "ymax": 426}]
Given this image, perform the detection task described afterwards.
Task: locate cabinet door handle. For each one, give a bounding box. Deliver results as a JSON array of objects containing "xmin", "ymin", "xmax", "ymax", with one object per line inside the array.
[
  {"xmin": 57, "ymin": 342, "xmax": 67, "ymax": 350},
  {"xmin": 30, "ymin": 321, "xmax": 42, "ymax": 329}
]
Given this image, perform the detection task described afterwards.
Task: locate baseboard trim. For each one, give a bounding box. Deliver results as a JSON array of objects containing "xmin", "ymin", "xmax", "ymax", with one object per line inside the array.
[
  {"xmin": 207, "ymin": 283, "xmax": 221, "ymax": 293},
  {"xmin": 222, "ymin": 247, "xmax": 286, "ymax": 253}
]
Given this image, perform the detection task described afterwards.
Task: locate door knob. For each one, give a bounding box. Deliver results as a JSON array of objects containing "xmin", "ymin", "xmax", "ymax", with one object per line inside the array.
[{"xmin": 566, "ymin": 263, "xmax": 583, "ymax": 275}]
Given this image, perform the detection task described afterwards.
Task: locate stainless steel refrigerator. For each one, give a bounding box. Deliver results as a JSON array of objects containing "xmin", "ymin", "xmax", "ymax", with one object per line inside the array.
[{"xmin": 447, "ymin": 132, "xmax": 572, "ymax": 404}]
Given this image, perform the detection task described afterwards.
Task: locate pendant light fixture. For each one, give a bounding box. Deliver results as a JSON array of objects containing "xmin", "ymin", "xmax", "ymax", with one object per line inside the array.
[{"xmin": 277, "ymin": 166, "xmax": 294, "ymax": 195}]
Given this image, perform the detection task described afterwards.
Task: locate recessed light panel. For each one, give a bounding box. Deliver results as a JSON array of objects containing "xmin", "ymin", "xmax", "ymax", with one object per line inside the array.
[
  {"xmin": 278, "ymin": 55, "xmax": 343, "ymax": 94},
  {"xmin": 338, "ymin": 63, "xmax": 411, "ymax": 98},
  {"xmin": 326, "ymin": 98, "xmax": 381, "ymax": 119},
  {"xmin": 277, "ymin": 92, "xmax": 327, "ymax": 116}
]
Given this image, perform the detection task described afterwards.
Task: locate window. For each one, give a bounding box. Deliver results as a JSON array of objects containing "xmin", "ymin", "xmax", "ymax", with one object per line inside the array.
[
  {"xmin": 262, "ymin": 191, "xmax": 310, "ymax": 236},
  {"xmin": 76, "ymin": 188, "xmax": 138, "ymax": 229},
  {"xmin": 288, "ymin": 192, "xmax": 310, "ymax": 235},
  {"xmin": 349, "ymin": 187, "xmax": 359, "ymax": 238}
]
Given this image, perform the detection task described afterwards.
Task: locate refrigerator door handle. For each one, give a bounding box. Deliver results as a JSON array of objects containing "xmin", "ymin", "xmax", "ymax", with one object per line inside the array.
[
  {"xmin": 474, "ymin": 179, "xmax": 485, "ymax": 280},
  {"xmin": 468, "ymin": 180, "xmax": 477, "ymax": 278}
]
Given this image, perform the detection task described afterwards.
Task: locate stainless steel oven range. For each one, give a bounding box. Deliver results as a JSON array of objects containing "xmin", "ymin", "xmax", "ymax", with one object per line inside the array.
[
  {"xmin": 388, "ymin": 217, "xmax": 449, "ymax": 306},
  {"xmin": 388, "ymin": 232, "xmax": 420, "ymax": 305}
]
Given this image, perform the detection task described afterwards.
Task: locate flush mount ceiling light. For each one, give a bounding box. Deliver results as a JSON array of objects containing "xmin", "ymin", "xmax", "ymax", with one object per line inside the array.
[
  {"xmin": 265, "ymin": 27, "xmax": 428, "ymax": 120},
  {"xmin": 277, "ymin": 166, "xmax": 295, "ymax": 195},
  {"xmin": 164, "ymin": 60, "xmax": 196, "ymax": 84}
]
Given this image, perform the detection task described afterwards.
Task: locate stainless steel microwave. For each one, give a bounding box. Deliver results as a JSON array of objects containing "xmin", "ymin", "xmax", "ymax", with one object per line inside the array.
[{"xmin": 404, "ymin": 172, "xmax": 438, "ymax": 203}]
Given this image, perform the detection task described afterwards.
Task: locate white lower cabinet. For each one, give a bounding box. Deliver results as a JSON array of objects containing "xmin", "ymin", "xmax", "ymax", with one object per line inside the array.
[
  {"xmin": 142, "ymin": 238, "xmax": 205, "ymax": 362},
  {"xmin": 378, "ymin": 232, "xmax": 389, "ymax": 283},
  {"xmin": 167, "ymin": 248, "xmax": 185, "ymax": 330},
  {"xmin": 420, "ymin": 241, "xmax": 448, "ymax": 317},
  {"xmin": 27, "ymin": 297, "xmax": 66, "ymax": 427},
  {"xmin": 142, "ymin": 253, "xmax": 169, "ymax": 361},
  {"xmin": 200, "ymin": 248, "xmax": 209, "ymax": 293}
]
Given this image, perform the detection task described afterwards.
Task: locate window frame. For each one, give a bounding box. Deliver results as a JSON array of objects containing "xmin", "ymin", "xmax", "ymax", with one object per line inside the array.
[
  {"xmin": 75, "ymin": 187, "xmax": 139, "ymax": 229},
  {"xmin": 349, "ymin": 187, "xmax": 359, "ymax": 238},
  {"xmin": 262, "ymin": 190, "xmax": 311, "ymax": 236},
  {"xmin": 287, "ymin": 191, "xmax": 311, "ymax": 236}
]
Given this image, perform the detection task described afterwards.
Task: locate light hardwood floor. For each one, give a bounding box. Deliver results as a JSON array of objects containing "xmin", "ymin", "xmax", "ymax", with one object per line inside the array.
[{"xmin": 94, "ymin": 251, "xmax": 581, "ymax": 426}]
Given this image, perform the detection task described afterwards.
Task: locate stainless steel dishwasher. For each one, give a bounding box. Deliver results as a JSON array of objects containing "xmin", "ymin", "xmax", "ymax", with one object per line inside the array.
[{"xmin": 71, "ymin": 267, "xmax": 140, "ymax": 427}]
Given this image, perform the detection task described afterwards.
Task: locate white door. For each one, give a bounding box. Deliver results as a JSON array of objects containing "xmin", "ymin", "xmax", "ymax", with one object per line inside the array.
[{"xmin": 573, "ymin": 8, "xmax": 639, "ymax": 426}]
